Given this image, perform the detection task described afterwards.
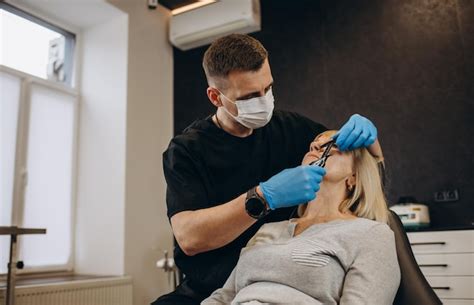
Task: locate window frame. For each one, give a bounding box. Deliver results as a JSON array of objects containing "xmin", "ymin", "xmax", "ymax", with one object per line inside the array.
[
  {"xmin": 0, "ymin": 1, "xmax": 77, "ymax": 87},
  {"xmin": 0, "ymin": 2, "xmax": 81, "ymax": 278}
]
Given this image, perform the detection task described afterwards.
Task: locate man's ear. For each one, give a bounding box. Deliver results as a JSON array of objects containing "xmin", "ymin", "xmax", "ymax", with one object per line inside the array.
[{"xmin": 207, "ymin": 87, "xmax": 222, "ymax": 107}]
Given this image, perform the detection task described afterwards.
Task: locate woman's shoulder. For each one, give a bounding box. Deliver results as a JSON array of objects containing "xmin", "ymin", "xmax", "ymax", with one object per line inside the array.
[
  {"xmin": 257, "ymin": 219, "xmax": 291, "ymax": 236},
  {"xmin": 353, "ymin": 217, "xmax": 391, "ymax": 229},
  {"xmin": 246, "ymin": 220, "xmax": 290, "ymax": 247},
  {"xmin": 352, "ymin": 218, "xmax": 396, "ymax": 245},
  {"xmin": 345, "ymin": 218, "xmax": 395, "ymax": 240}
]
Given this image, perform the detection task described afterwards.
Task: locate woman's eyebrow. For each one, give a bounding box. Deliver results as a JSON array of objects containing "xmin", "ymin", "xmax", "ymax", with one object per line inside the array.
[{"xmin": 321, "ymin": 139, "xmax": 337, "ymax": 148}]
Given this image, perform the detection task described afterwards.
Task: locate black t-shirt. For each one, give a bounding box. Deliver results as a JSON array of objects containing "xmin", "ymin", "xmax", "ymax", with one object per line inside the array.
[{"xmin": 162, "ymin": 110, "xmax": 326, "ymax": 298}]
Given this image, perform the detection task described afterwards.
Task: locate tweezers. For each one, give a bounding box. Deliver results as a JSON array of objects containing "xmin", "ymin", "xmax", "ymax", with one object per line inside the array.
[{"xmin": 310, "ymin": 139, "xmax": 335, "ymax": 168}]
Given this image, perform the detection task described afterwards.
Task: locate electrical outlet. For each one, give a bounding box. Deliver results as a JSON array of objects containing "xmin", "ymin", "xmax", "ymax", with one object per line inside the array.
[
  {"xmin": 446, "ymin": 189, "xmax": 459, "ymax": 201},
  {"xmin": 434, "ymin": 191, "xmax": 445, "ymax": 202},
  {"xmin": 433, "ymin": 189, "xmax": 459, "ymax": 202}
]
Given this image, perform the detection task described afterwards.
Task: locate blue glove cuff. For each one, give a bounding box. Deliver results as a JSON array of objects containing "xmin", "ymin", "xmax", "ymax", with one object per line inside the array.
[{"xmin": 259, "ymin": 182, "xmax": 276, "ymax": 210}]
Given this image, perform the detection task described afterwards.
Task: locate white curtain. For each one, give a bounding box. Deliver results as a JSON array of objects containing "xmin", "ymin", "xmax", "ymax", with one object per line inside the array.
[
  {"xmin": 0, "ymin": 71, "xmax": 21, "ymax": 273},
  {"xmin": 0, "ymin": 69, "xmax": 76, "ymax": 272},
  {"xmin": 20, "ymin": 83, "xmax": 75, "ymax": 268}
]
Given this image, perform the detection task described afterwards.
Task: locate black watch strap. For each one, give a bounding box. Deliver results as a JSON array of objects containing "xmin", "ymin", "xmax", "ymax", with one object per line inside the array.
[{"xmin": 245, "ymin": 187, "xmax": 270, "ymax": 219}]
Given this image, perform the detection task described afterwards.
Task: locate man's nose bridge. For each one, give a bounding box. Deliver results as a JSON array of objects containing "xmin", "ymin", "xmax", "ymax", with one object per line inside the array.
[{"xmin": 258, "ymin": 84, "xmax": 270, "ymax": 97}]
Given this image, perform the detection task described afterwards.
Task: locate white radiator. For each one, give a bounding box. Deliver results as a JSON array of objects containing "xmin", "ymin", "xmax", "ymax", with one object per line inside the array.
[{"xmin": 0, "ymin": 276, "xmax": 132, "ymax": 305}]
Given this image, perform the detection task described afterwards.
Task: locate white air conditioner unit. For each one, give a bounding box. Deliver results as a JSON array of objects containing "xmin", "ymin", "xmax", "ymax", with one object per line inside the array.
[{"xmin": 169, "ymin": 0, "xmax": 261, "ymax": 51}]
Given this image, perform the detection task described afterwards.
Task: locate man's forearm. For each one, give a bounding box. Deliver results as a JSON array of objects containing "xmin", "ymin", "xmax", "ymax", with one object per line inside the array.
[{"xmin": 170, "ymin": 192, "xmax": 257, "ymax": 256}]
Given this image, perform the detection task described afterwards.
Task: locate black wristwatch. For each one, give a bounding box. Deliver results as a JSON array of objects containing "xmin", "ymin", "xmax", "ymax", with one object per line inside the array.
[{"xmin": 245, "ymin": 187, "xmax": 270, "ymax": 219}]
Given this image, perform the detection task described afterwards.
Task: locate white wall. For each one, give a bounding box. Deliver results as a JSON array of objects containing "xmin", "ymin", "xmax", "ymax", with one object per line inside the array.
[
  {"xmin": 75, "ymin": 12, "xmax": 128, "ymax": 276},
  {"xmin": 108, "ymin": 2, "xmax": 175, "ymax": 304},
  {"xmin": 77, "ymin": 1, "xmax": 175, "ymax": 302}
]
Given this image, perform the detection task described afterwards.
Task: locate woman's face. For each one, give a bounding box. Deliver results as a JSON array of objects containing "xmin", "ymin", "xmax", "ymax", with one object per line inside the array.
[{"xmin": 302, "ymin": 133, "xmax": 355, "ymax": 183}]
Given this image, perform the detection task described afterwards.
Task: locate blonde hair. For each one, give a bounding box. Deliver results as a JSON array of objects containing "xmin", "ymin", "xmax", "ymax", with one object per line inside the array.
[{"xmin": 299, "ymin": 130, "xmax": 389, "ymax": 223}]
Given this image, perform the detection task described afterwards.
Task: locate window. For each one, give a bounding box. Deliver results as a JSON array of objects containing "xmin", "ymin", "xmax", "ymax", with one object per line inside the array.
[
  {"xmin": 0, "ymin": 2, "xmax": 75, "ymax": 86},
  {"xmin": 0, "ymin": 3, "xmax": 78, "ymax": 275}
]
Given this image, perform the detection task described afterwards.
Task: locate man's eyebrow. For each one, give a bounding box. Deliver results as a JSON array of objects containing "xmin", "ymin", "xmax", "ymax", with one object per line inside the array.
[{"xmin": 236, "ymin": 82, "xmax": 274, "ymax": 100}]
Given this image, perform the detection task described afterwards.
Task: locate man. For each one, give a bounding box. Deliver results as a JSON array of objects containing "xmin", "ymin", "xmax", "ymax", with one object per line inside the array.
[{"xmin": 153, "ymin": 34, "xmax": 380, "ymax": 305}]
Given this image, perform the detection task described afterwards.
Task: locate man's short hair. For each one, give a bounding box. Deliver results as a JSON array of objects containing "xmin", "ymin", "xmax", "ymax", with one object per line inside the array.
[{"xmin": 202, "ymin": 34, "xmax": 268, "ymax": 87}]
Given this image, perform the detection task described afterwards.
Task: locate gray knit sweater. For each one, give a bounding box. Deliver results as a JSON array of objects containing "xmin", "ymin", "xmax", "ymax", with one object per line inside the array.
[{"xmin": 201, "ymin": 217, "xmax": 400, "ymax": 305}]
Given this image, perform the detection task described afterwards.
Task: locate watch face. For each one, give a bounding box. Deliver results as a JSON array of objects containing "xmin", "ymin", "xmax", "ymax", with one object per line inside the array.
[{"xmin": 246, "ymin": 197, "xmax": 265, "ymax": 218}]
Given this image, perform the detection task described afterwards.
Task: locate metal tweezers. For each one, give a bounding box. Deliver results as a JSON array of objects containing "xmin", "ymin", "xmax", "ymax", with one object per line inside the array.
[{"xmin": 310, "ymin": 139, "xmax": 335, "ymax": 168}]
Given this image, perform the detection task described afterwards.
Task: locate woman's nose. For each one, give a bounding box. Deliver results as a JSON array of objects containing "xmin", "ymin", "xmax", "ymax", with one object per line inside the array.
[
  {"xmin": 310, "ymin": 143, "xmax": 322, "ymax": 151},
  {"xmin": 309, "ymin": 149, "xmax": 323, "ymax": 159}
]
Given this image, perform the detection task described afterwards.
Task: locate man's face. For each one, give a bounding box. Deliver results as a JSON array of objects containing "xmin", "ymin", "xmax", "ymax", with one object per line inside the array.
[{"xmin": 218, "ymin": 58, "xmax": 274, "ymax": 116}]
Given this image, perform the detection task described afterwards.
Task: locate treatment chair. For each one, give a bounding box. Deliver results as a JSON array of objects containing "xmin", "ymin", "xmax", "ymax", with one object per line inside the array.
[{"xmin": 388, "ymin": 210, "xmax": 442, "ymax": 305}]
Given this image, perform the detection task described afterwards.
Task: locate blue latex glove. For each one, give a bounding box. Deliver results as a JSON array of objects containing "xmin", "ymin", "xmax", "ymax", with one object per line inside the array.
[
  {"xmin": 333, "ymin": 114, "xmax": 377, "ymax": 151},
  {"xmin": 259, "ymin": 165, "xmax": 326, "ymax": 210}
]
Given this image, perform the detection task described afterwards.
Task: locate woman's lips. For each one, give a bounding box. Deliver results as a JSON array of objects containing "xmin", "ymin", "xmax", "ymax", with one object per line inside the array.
[{"xmin": 306, "ymin": 151, "xmax": 322, "ymax": 159}]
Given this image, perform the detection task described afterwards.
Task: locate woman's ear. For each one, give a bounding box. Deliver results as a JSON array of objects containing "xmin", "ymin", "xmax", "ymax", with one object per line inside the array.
[
  {"xmin": 207, "ymin": 87, "xmax": 222, "ymax": 107},
  {"xmin": 346, "ymin": 173, "xmax": 356, "ymax": 190}
]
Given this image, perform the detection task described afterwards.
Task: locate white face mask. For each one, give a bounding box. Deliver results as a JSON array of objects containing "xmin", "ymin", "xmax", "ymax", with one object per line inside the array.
[{"xmin": 219, "ymin": 88, "xmax": 275, "ymax": 129}]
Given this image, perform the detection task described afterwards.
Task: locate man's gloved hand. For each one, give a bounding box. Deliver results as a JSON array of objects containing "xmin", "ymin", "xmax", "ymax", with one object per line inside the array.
[
  {"xmin": 334, "ymin": 114, "xmax": 377, "ymax": 151},
  {"xmin": 259, "ymin": 165, "xmax": 326, "ymax": 210}
]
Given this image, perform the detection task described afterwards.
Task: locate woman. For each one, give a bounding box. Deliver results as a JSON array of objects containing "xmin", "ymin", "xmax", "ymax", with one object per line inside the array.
[{"xmin": 201, "ymin": 130, "xmax": 400, "ymax": 305}]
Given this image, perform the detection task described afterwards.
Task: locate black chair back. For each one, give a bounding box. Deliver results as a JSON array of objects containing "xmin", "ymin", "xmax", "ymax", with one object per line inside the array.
[{"xmin": 388, "ymin": 210, "xmax": 442, "ymax": 305}]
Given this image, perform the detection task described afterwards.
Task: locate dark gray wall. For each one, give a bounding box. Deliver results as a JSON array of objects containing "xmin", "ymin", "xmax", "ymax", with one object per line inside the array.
[{"xmin": 172, "ymin": 0, "xmax": 474, "ymax": 228}]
